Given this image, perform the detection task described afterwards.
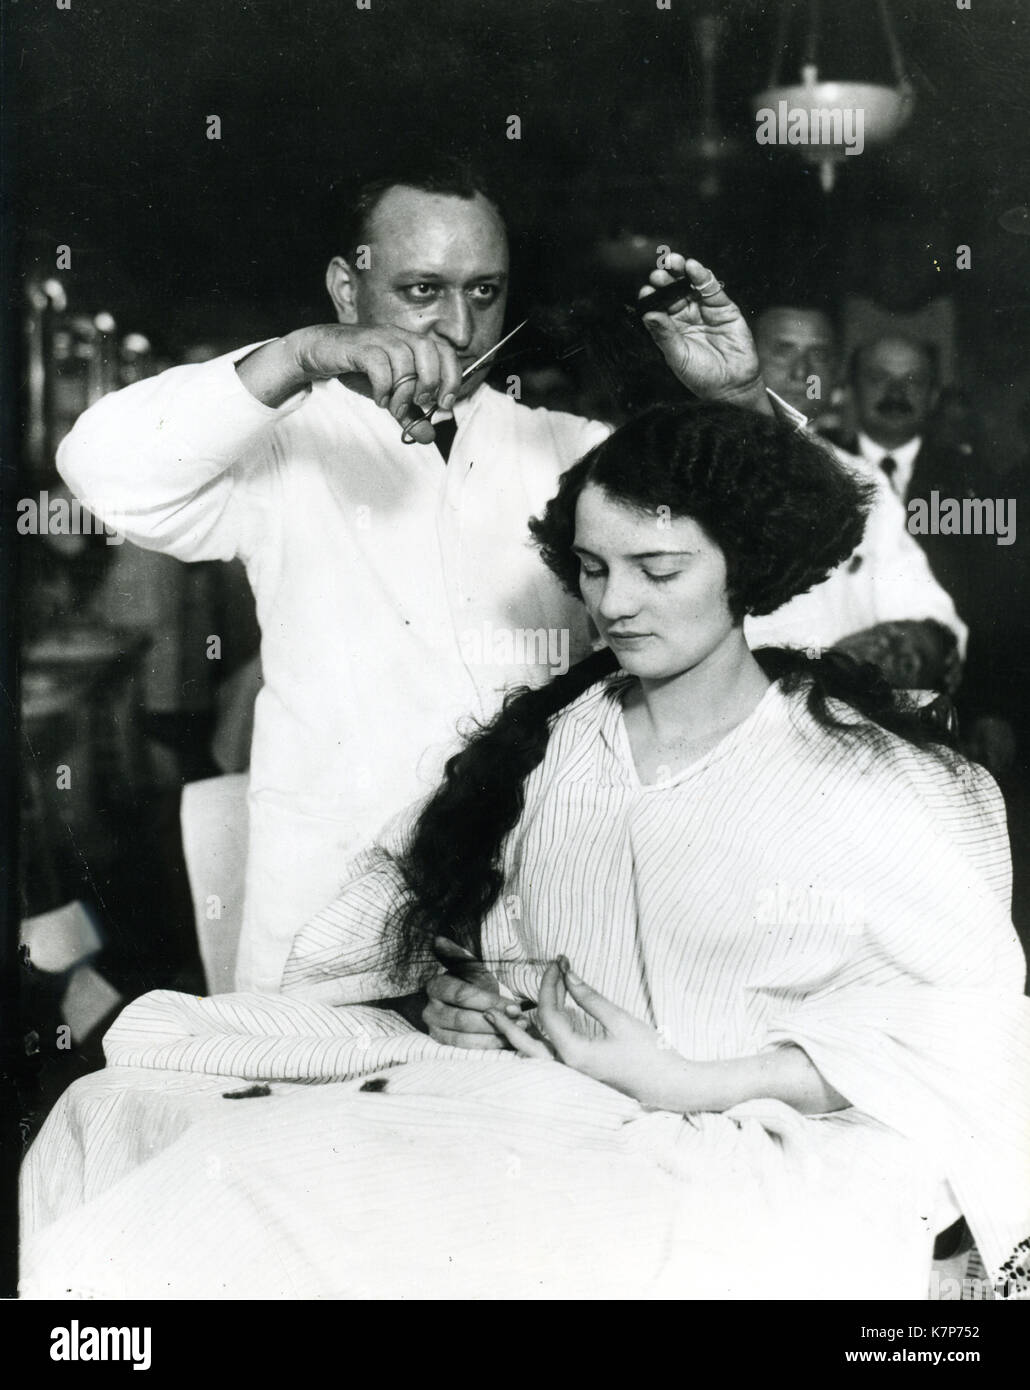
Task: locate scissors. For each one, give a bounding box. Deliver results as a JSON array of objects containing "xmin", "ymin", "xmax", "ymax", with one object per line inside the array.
[
  {"xmin": 431, "ymin": 937, "xmax": 537, "ymax": 1010},
  {"xmin": 398, "ymin": 318, "xmax": 529, "ymax": 445}
]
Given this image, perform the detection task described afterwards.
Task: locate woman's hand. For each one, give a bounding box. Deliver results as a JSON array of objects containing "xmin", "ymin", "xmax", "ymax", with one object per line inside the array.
[
  {"xmin": 638, "ymin": 253, "xmax": 770, "ymax": 414},
  {"xmin": 486, "ymin": 958, "xmax": 851, "ymax": 1116},
  {"xmin": 486, "ymin": 958, "xmax": 700, "ymax": 1109},
  {"xmin": 423, "ymin": 937, "xmax": 530, "ymax": 1051}
]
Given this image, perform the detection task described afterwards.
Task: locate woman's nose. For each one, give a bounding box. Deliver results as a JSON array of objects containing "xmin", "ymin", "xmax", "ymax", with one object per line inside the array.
[{"xmin": 596, "ymin": 575, "xmax": 641, "ymax": 621}]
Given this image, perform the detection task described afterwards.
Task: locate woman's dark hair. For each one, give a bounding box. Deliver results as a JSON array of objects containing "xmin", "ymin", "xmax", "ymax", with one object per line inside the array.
[
  {"xmin": 384, "ymin": 402, "xmax": 958, "ymax": 980},
  {"xmin": 532, "ymin": 399, "xmax": 874, "ymax": 621}
]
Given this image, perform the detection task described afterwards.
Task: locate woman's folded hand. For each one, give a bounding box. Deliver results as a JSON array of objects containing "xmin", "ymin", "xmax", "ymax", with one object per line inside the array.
[
  {"xmin": 485, "ymin": 958, "xmax": 701, "ymax": 1108},
  {"xmin": 487, "ymin": 959, "xmax": 849, "ymax": 1117},
  {"xmin": 423, "ymin": 937, "xmax": 530, "ymax": 1050}
]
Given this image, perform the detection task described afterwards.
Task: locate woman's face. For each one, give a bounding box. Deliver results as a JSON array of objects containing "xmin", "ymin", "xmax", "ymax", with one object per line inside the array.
[{"xmin": 573, "ymin": 483, "xmax": 741, "ymax": 681}]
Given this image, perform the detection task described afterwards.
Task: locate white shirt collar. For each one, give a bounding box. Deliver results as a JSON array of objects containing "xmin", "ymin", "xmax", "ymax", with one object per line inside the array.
[{"xmin": 856, "ymin": 431, "xmax": 922, "ymax": 496}]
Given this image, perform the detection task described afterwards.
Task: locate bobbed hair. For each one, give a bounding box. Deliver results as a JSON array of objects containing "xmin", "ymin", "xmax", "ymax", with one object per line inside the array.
[{"xmin": 530, "ymin": 400, "xmax": 876, "ymax": 622}]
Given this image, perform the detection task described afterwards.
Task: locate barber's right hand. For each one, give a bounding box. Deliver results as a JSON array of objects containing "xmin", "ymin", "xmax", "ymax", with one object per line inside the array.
[
  {"xmin": 287, "ymin": 324, "xmax": 464, "ymax": 442},
  {"xmin": 423, "ymin": 936, "xmax": 528, "ymax": 1050}
]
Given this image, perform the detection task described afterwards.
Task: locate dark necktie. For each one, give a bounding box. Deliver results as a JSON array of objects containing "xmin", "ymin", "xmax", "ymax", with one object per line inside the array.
[
  {"xmin": 880, "ymin": 454, "xmax": 899, "ymax": 491},
  {"xmin": 432, "ymin": 416, "xmax": 458, "ymax": 462}
]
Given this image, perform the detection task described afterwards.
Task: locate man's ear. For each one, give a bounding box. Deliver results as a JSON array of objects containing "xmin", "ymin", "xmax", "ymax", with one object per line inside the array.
[{"xmin": 326, "ymin": 256, "xmax": 360, "ymax": 324}]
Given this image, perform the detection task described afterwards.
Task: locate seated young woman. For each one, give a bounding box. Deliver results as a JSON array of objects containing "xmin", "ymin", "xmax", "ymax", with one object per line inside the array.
[{"xmin": 21, "ymin": 402, "xmax": 1030, "ymax": 1301}]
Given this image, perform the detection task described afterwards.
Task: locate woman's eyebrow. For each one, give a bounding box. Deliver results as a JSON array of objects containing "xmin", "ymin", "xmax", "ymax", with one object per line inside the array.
[
  {"xmin": 628, "ymin": 550, "xmax": 695, "ymax": 560},
  {"xmin": 571, "ymin": 545, "xmax": 696, "ymax": 560}
]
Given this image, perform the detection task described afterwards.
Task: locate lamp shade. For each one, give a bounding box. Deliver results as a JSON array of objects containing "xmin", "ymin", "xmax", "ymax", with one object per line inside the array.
[{"xmin": 754, "ymin": 80, "xmax": 914, "ymax": 165}]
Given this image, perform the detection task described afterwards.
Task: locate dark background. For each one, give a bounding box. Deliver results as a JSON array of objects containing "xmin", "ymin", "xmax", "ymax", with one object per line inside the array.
[{"xmin": 8, "ymin": 0, "xmax": 1030, "ymax": 389}]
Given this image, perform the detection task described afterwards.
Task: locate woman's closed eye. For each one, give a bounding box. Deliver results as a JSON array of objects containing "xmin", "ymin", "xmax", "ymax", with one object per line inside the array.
[{"xmin": 580, "ymin": 563, "xmax": 680, "ymax": 584}]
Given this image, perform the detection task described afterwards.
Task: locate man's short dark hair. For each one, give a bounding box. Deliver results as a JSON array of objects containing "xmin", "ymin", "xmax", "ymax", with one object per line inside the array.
[
  {"xmin": 753, "ymin": 301, "xmax": 840, "ymax": 341},
  {"xmin": 848, "ymin": 336, "xmax": 940, "ymax": 386},
  {"xmin": 333, "ymin": 155, "xmax": 505, "ymax": 263}
]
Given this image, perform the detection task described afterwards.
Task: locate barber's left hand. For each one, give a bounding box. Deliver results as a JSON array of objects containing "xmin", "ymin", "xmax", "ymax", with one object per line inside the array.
[
  {"xmin": 638, "ymin": 253, "xmax": 768, "ymax": 411},
  {"xmin": 485, "ymin": 958, "xmax": 694, "ymax": 1109}
]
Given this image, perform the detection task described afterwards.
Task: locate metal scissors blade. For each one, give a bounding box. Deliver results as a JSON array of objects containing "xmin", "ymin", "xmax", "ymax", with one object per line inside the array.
[
  {"xmin": 401, "ymin": 319, "xmax": 529, "ymax": 444},
  {"xmin": 458, "ymin": 318, "xmax": 529, "ymax": 380}
]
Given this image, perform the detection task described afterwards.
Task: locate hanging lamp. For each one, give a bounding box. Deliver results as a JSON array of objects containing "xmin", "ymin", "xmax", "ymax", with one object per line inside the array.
[{"xmin": 754, "ymin": 0, "xmax": 914, "ymax": 192}]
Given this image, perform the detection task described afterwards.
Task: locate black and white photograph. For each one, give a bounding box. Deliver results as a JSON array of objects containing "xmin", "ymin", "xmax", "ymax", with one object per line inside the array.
[{"xmin": 2, "ymin": 0, "xmax": 1029, "ymax": 1337}]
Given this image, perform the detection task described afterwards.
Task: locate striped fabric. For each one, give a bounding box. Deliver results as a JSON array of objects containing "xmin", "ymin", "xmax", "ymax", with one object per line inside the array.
[{"xmin": 20, "ymin": 676, "xmax": 1030, "ymax": 1299}]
